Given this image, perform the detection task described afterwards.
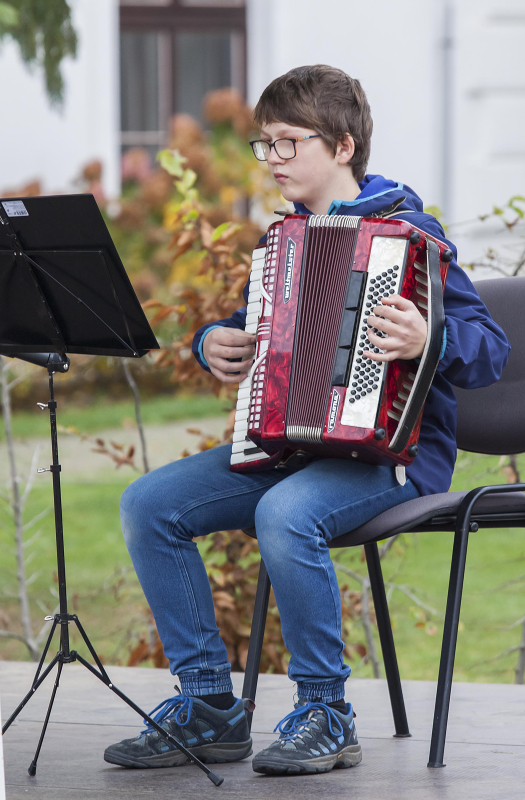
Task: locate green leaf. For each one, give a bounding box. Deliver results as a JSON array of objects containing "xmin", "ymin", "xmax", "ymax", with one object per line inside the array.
[
  {"xmin": 0, "ymin": 2, "xmax": 18, "ymax": 28},
  {"xmin": 508, "ymin": 196, "xmax": 525, "ymax": 219},
  {"xmin": 211, "ymin": 222, "xmax": 231, "ymax": 242},
  {"xmin": 492, "ymin": 205, "xmax": 504, "ymax": 216},
  {"xmin": 180, "ymin": 168, "xmax": 197, "ymax": 191},
  {"xmin": 157, "ymin": 149, "xmax": 187, "ymax": 178}
]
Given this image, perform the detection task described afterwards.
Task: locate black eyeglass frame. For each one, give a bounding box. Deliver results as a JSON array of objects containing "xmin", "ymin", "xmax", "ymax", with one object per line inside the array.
[{"xmin": 249, "ymin": 135, "xmax": 321, "ymax": 161}]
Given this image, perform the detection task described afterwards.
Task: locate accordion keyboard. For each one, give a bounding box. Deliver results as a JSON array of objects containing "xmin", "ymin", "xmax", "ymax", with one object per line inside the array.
[
  {"xmin": 230, "ymin": 240, "xmax": 275, "ymax": 467},
  {"xmin": 341, "ymin": 235, "xmax": 408, "ymax": 428}
]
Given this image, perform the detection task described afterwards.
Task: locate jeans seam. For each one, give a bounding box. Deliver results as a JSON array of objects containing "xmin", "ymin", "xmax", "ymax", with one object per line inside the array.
[
  {"xmin": 165, "ymin": 477, "xmax": 282, "ymax": 675},
  {"xmin": 314, "ymin": 533, "xmax": 346, "ymax": 676},
  {"xmin": 169, "ymin": 534, "xmax": 211, "ymax": 672}
]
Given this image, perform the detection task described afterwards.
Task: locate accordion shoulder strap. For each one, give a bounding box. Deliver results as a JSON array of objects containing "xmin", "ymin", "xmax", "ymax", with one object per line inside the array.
[{"xmin": 389, "ymin": 238, "xmax": 445, "ymax": 454}]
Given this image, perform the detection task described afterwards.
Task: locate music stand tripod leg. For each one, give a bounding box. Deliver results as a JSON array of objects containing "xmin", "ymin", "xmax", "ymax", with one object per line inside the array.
[
  {"xmin": 2, "ymin": 367, "xmax": 224, "ymax": 787},
  {"xmin": 1, "ymin": 619, "xmax": 60, "ymax": 735},
  {"xmin": 28, "ymin": 660, "xmax": 64, "ymax": 776}
]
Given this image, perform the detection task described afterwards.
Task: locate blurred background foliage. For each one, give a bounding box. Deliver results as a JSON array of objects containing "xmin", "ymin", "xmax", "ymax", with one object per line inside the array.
[
  {"xmin": 2, "ymin": 79, "xmax": 525, "ymax": 683},
  {"xmin": 3, "ymin": 87, "xmax": 283, "ymax": 412},
  {"xmin": 0, "ymin": 0, "xmax": 77, "ymax": 105}
]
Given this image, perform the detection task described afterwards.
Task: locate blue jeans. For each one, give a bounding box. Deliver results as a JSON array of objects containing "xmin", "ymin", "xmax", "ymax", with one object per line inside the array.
[{"xmin": 121, "ymin": 445, "xmax": 419, "ymax": 703}]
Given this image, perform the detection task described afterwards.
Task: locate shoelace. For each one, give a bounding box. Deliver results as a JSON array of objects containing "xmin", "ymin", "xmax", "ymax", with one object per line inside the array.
[
  {"xmin": 274, "ymin": 702, "xmax": 344, "ymax": 743},
  {"xmin": 141, "ymin": 694, "xmax": 193, "ymax": 734}
]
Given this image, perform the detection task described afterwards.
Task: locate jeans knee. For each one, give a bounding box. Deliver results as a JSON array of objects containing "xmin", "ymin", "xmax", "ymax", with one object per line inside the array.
[{"xmin": 120, "ymin": 474, "xmax": 154, "ymax": 550}]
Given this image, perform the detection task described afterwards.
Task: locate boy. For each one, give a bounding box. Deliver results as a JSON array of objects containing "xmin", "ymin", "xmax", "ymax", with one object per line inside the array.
[{"xmin": 104, "ymin": 65, "xmax": 510, "ymax": 776}]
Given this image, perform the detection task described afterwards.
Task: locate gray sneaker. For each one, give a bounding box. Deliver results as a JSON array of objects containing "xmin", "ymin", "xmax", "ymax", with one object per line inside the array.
[
  {"xmin": 104, "ymin": 693, "xmax": 252, "ymax": 768},
  {"xmin": 252, "ymin": 701, "xmax": 362, "ymax": 775}
]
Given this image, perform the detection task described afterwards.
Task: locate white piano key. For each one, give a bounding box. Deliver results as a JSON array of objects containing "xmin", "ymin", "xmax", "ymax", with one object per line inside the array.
[
  {"xmin": 246, "ymin": 312, "xmax": 260, "ymax": 326},
  {"xmin": 232, "ymin": 429, "xmax": 248, "ymax": 442},
  {"xmin": 232, "ymin": 440, "xmax": 252, "ymax": 454},
  {"xmin": 236, "ymin": 397, "xmax": 250, "ymax": 411},
  {"xmin": 237, "ymin": 387, "xmax": 251, "ymax": 400},
  {"xmin": 247, "ymin": 302, "xmax": 261, "ymax": 315},
  {"xmin": 235, "ymin": 408, "xmax": 249, "ymax": 421}
]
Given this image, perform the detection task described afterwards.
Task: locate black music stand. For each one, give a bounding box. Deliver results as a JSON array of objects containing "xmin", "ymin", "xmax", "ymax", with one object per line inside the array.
[{"xmin": 0, "ymin": 195, "xmax": 224, "ymax": 786}]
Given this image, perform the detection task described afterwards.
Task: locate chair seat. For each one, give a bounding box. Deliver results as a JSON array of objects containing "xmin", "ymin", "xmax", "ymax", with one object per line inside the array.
[{"xmin": 329, "ymin": 489, "xmax": 525, "ymax": 548}]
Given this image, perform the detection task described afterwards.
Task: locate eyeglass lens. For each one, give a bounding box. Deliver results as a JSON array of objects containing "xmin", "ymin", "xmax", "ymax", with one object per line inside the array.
[{"xmin": 252, "ymin": 139, "xmax": 296, "ymax": 161}]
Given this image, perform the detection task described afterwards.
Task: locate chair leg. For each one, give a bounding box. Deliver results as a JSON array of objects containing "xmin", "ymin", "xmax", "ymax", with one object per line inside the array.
[
  {"xmin": 242, "ymin": 558, "xmax": 271, "ymax": 732},
  {"xmin": 427, "ymin": 525, "xmax": 469, "ymax": 768},
  {"xmin": 364, "ymin": 541, "xmax": 411, "ymax": 737}
]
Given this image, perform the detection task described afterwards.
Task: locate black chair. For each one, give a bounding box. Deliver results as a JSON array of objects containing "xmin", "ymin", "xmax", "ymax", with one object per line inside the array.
[{"xmin": 241, "ymin": 276, "xmax": 525, "ymax": 768}]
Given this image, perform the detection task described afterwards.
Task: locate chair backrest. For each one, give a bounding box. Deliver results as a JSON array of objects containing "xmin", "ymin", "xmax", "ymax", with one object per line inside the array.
[{"xmin": 454, "ymin": 276, "xmax": 525, "ymax": 455}]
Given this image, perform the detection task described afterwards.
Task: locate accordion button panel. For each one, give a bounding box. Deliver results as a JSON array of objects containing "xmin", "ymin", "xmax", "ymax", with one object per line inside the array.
[{"xmin": 340, "ymin": 236, "xmax": 408, "ymax": 430}]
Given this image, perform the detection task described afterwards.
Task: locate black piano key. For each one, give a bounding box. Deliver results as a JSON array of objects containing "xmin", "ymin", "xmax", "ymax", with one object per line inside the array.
[
  {"xmin": 345, "ymin": 270, "xmax": 365, "ymax": 310},
  {"xmin": 338, "ymin": 309, "xmax": 357, "ymax": 348},
  {"xmin": 331, "ymin": 347, "xmax": 351, "ymax": 386}
]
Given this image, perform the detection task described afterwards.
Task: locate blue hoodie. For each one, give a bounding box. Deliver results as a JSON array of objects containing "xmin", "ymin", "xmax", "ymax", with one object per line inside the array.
[{"xmin": 192, "ymin": 175, "xmax": 511, "ymax": 496}]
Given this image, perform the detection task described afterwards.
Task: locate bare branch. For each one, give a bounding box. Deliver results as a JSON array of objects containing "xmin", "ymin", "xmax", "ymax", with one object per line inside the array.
[
  {"xmin": 385, "ymin": 582, "xmax": 444, "ymax": 619},
  {"xmin": 0, "ymin": 356, "xmax": 39, "ymax": 660},
  {"xmin": 21, "ymin": 444, "xmax": 42, "ymax": 509},
  {"xmin": 515, "ymin": 618, "xmax": 525, "ymax": 685},
  {"xmin": 0, "ymin": 629, "xmax": 39, "ymax": 659},
  {"xmin": 360, "ymin": 577, "xmax": 381, "ymax": 679},
  {"xmin": 379, "ymin": 534, "xmax": 401, "ymax": 559},
  {"xmin": 122, "ymin": 359, "xmax": 150, "ymax": 474},
  {"xmin": 23, "ymin": 507, "xmax": 52, "ymax": 533}
]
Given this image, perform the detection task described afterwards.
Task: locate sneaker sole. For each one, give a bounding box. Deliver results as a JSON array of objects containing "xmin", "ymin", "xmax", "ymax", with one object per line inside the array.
[
  {"xmin": 104, "ymin": 739, "xmax": 253, "ymax": 769},
  {"xmin": 252, "ymin": 743, "xmax": 362, "ymax": 775}
]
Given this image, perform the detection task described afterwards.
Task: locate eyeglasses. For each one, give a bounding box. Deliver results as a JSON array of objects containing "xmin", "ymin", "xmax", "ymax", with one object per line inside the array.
[{"xmin": 250, "ymin": 135, "xmax": 321, "ymax": 161}]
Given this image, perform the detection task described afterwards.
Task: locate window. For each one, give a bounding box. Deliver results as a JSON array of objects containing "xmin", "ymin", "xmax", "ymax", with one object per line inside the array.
[{"xmin": 119, "ymin": 0, "xmax": 246, "ymax": 158}]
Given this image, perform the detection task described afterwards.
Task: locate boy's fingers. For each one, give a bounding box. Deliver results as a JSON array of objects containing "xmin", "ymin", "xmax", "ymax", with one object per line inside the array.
[
  {"xmin": 209, "ymin": 343, "xmax": 256, "ymax": 360},
  {"xmin": 210, "ymin": 366, "xmax": 249, "ymax": 383},
  {"xmin": 213, "ymin": 357, "xmax": 254, "ymax": 373},
  {"xmin": 380, "ymin": 294, "xmax": 413, "ymax": 312},
  {"xmin": 371, "ymin": 304, "xmax": 404, "ymax": 324},
  {"xmin": 362, "ymin": 348, "xmax": 398, "ymax": 362},
  {"xmin": 367, "ymin": 315, "xmax": 397, "ymax": 336},
  {"xmin": 215, "ymin": 328, "xmax": 256, "ymax": 346}
]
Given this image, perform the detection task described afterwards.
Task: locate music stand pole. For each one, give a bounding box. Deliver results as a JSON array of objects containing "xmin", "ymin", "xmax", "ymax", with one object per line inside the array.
[{"xmin": 1, "ymin": 360, "xmax": 224, "ymax": 787}]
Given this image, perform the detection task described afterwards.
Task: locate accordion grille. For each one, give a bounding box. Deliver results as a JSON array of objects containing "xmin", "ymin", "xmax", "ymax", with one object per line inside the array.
[{"xmin": 287, "ymin": 216, "xmax": 360, "ymax": 441}]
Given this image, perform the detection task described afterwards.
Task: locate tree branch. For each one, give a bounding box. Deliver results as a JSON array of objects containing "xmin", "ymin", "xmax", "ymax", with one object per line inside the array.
[
  {"xmin": 122, "ymin": 359, "xmax": 150, "ymax": 474},
  {"xmin": 0, "ymin": 356, "xmax": 39, "ymax": 660}
]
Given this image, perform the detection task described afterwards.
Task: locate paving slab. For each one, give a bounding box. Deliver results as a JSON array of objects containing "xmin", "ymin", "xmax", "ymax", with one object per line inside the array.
[{"xmin": 1, "ymin": 662, "xmax": 524, "ymax": 799}]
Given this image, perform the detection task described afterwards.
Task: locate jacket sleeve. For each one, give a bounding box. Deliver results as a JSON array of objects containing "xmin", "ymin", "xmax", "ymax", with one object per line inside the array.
[
  {"xmin": 192, "ymin": 233, "xmax": 268, "ymax": 372},
  {"xmin": 436, "ymin": 259, "xmax": 510, "ymax": 388},
  {"xmin": 191, "ymin": 287, "xmax": 249, "ymax": 372},
  {"xmin": 413, "ymin": 216, "xmax": 511, "ymax": 389}
]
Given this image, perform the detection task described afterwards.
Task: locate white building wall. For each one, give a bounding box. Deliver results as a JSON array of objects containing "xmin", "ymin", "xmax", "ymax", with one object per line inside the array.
[
  {"xmin": 247, "ymin": 0, "xmax": 525, "ymax": 267},
  {"xmin": 0, "ymin": 0, "xmax": 120, "ymax": 198}
]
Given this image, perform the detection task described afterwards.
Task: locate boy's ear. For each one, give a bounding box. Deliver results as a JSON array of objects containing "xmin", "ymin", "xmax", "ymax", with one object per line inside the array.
[{"xmin": 337, "ymin": 133, "xmax": 355, "ymax": 166}]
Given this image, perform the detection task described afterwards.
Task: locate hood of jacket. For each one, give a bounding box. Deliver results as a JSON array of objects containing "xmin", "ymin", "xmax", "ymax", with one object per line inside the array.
[{"xmin": 293, "ymin": 173, "xmax": 456, "ymax": 259}]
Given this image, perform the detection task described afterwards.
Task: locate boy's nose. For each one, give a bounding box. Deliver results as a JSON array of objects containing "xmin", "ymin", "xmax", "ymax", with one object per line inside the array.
[{"xmin": 268, "ymin": 148, "xmax": 286, "ymax": 166}]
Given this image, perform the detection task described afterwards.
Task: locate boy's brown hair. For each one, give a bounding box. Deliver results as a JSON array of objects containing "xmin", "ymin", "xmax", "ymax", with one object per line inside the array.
[{"xmin": 253, "ymin": 65, "xmax": 373, "ymax": 183}]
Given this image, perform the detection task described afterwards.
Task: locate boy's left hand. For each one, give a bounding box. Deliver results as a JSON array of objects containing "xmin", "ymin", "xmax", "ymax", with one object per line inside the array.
[{"xmin": 364, "ymin": 294, "xmax": 427, "ymax": 362}]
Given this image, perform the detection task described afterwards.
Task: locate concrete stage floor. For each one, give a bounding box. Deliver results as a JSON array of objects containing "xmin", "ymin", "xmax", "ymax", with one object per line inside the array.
[{"xmin": 1, "ymin": 661, "xmax": 524, "ymax": 799}]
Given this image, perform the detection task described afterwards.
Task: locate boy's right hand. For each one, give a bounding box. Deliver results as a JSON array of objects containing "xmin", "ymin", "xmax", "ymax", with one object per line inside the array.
[{"xmin": 202, "ymin": 327, "xmax": 256, "ymax": 383}]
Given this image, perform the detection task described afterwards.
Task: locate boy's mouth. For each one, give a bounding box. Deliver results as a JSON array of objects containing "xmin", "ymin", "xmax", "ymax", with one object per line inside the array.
[{"xmin": 274, "ymin": 173, "xmax": 288, "ymax": 183}]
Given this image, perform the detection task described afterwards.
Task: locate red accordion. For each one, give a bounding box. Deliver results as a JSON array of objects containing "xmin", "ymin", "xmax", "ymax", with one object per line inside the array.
[{"xmin": 231, "ymin": 214, "xmax": 451, "ymax": 473}]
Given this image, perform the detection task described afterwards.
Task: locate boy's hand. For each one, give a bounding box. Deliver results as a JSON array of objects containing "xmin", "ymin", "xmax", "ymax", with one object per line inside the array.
[
  {"xmin": 364, "ymin": 294, "xmax": 427, "ymax": 362},
  {"xmin": 203, "ymin": 327, "xmax": 256, "ymax": 383}
]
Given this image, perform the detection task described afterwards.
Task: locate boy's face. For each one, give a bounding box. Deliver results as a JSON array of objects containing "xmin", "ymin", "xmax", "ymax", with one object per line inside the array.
[{"xmin": 259, "ymin": 121, "xmax": 349, "ymax": 209}]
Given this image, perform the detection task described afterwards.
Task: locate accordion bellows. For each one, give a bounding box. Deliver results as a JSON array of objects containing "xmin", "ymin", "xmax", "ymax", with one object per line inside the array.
[{"xmin": 231, "ymin": 214, "xmax": 451, "ymax": 473}]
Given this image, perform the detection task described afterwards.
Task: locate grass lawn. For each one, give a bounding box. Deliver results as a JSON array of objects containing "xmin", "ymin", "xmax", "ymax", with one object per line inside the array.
[
  {"xmin": 1, "ymin": 397, "xmax": 524, "ymax": 686},
  {"xmin": 0, "ymin": 393, "xmax": 228, "ymax": 441}
]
